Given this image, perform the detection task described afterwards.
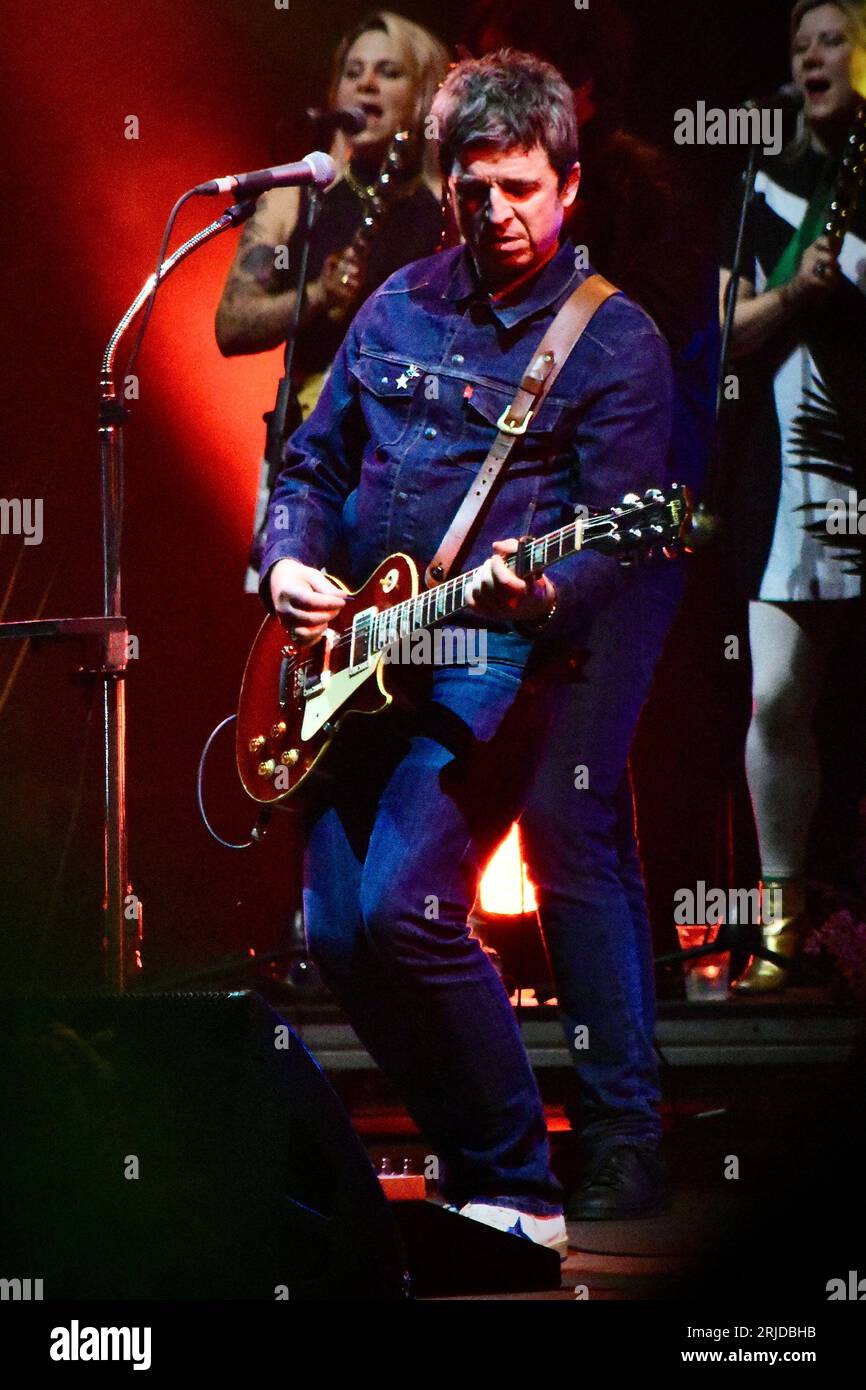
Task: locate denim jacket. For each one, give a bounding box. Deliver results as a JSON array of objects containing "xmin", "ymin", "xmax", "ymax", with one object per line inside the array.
[{"xmin": 260, "ymin": 238, "xmax": 675, "ymax": 646}]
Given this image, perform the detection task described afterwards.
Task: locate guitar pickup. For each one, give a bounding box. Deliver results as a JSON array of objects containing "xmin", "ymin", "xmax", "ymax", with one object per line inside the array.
[
  {"xmin": 279, "ymin": 654, "xmax": 290, "ymax": 708},
  {"xmin": 349, "ymin": 606, "xmax": 378, "ymax": 673}
]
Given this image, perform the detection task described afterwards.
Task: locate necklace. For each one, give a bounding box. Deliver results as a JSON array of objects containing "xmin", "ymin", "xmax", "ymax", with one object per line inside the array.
[{"xmin": 343, "ymin": 163, "xmax": 378, "ymax": 202}]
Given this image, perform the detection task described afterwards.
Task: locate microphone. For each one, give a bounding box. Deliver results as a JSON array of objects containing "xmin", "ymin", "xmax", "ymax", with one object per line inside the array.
[
  {"xmin": 745, "ymin": 82, "xmax": 804, "ymax": 110},
  {"xmin": 194, "ymin": 151, "xmax": 336, "ymax": 198},
  {"xmin": 306, "ymin": 105, "xmax": 368, "ymax": 137}
]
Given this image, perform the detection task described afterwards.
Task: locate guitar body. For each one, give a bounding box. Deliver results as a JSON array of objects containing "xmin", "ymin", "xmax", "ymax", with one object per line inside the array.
[
  {"xmin": 236, "ymin": 553, "xmax": 418, "ymax": 804},
  {"xmin": 296, "ymin": 368, "xmax": 329, "ymax": 422},
  {"xmin": 235, "ymin": 486, "xmax": 692, "ymax": 807}
]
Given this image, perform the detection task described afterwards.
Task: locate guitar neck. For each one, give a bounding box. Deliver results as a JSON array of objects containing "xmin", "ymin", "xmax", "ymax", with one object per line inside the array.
[
  {"xmin": 366, "ymin": 510, "xmax": 627, "ymax": 653},
  {"xmin": 347, "ymin": 130, "xmax": 412, "ymax": 259},
  {"xmin": 823, "ymin": 103, "xmax": 866, "ymax": 255}
]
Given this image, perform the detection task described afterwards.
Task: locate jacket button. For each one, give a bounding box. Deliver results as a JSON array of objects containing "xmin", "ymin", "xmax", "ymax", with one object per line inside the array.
[
  {"xmin": 423, "ymin": 426, "xmax": 437, "ymax": 440},
  {"xmin": 451, "ymin": 353, "xmax": 464, "ymax": 365}
]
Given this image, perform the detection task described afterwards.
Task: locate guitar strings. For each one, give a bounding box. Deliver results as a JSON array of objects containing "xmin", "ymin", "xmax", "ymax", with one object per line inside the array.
[{"xmin": 278, "ymin": 503, "xmax": 656, "ymax": 678}]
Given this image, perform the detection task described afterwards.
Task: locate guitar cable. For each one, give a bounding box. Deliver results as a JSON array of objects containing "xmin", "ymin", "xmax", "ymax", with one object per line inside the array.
[{"xmin": 196, "ymin": 713, "xmax": 271, "ymax": 850}]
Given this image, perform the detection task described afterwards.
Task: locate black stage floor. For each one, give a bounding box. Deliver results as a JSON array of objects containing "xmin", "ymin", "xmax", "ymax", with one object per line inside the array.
[{"xmin": 290, "ymin": 986, "xmax": 863, "ymax": 1301}]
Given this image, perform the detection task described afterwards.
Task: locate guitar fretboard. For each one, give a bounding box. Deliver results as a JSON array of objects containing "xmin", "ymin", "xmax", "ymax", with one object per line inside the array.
[
  {"xmin": 318, "ymin": 488, "xmax": 682, "ymax": 673},
  {"xmin": 361, "ymin": 508, "xmax": 623, "ymax": 655}
]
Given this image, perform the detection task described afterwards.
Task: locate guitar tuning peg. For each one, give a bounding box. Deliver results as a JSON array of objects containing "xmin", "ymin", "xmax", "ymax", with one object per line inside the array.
[
  {"xmin": 644, "ymin": 488, "xmax": 664, "ymax": 502},
  {"xmin": 650, "ymin": 524, "xmax": 666, "ymax": 536},
  {"xmin": 621, "ymin": 492, "xmax": 641, "ymax": 506}
]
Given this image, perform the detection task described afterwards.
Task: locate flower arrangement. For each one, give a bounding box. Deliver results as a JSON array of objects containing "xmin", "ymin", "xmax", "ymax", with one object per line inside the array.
[{"xmin": 805, "ymin": 910, "xmax": 866, "ymax": 1001}]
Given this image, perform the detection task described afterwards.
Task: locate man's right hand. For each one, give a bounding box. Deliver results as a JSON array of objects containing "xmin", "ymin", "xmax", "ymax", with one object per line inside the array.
[{"xmin": 269, "ymin": 557, "xmax": 346, "ymax": 646}]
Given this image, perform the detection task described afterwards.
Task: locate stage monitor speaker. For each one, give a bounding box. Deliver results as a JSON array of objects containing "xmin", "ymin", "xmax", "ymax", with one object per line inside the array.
[
  {"xmin": 390, "ymin": 1201, "xmax": 561, "ymax": 1298},
  {"xmin": 0, "ymin": 991, "xmax": 406, "ymax": 1300}
]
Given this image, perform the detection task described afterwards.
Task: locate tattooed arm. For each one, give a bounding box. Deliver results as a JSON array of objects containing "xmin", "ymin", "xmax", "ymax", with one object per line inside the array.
[
  {"xmin": 215, "ymin": 185, "xmax": 365, "ymax": 356},
  {"xmin": 215, "ymin": 187, "xmax": 309, "ymax": 355}
]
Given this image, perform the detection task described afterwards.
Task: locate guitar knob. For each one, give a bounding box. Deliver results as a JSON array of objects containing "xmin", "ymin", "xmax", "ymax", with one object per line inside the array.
[
  {"xmin": 249, "ymin": 735, "xmax": 266, "ymax": 754},
  {"xmin": 271, "ymin": 722, "xmax": 287, "ymax": 739},
  {"xmin": 280, "ymin": 749, "xmax": 300, "ymax": 766},
  {"xmin": 257, "ymin": 759, "xmax": 276, "ymax": 778}
]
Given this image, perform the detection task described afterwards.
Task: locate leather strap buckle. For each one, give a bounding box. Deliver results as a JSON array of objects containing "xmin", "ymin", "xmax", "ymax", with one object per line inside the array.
[{"xmin": 496, "ymin": 404, "xmax": 534, "ymax": 435}]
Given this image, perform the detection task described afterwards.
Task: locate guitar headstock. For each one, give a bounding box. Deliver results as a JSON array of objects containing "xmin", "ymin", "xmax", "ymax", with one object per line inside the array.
[
  {"xmin": 382, "ymin": 129, "xmax": 415, "ymax": 178},
  {"xmin": 356, "ymin": 130, "xmax": 417, "ymax": 246},
  {"xmin": 824, "ymin": 103, "xmax": 866, "ymax": 251},
  {"xmin": 592, "ymin": 484, "xmax": 694, "ymax": 560}
]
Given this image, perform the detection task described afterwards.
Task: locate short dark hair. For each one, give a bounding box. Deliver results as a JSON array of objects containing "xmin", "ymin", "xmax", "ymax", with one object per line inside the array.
[{"xmin": 430, "ymin": 49, "xmax": 579, "ymax": 185}]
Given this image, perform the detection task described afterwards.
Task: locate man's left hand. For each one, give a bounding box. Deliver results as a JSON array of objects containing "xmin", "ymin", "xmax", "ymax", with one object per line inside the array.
[{"xmin": 464, "ymin": 539, "xmax": 556, "ymax": 624}]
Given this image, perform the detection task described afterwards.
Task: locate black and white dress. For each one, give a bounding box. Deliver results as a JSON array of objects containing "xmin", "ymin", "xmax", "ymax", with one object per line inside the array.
[{"xmin": 720, "ymin": 141, "xmax": 866, "ymax": 602}]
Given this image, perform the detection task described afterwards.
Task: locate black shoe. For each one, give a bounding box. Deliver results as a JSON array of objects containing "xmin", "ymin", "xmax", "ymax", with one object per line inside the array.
[{"xmin": 567, "ymin": 1145, "xmax": 672, "ymax": 1221}]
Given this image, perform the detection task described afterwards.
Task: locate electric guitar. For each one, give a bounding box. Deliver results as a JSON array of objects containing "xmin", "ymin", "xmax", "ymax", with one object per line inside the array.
[{"xmin": 236, "ymin": 485, "xmax": 692, "ymax": 805}]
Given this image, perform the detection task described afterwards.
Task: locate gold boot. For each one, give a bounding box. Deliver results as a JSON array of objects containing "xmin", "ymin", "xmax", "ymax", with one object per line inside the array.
[{"xmin": 731, "ymin": 879, "xmax": 807, "ymax": 995}]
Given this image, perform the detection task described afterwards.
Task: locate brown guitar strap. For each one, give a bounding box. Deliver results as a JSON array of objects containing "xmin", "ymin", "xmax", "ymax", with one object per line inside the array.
[{"xmin": 424, "ymin": 271, "xmax": 620, "ymax": 588}]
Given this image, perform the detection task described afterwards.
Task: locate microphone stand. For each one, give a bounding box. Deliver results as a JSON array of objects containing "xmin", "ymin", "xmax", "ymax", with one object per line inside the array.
[
  {"xmin": 717, "ymin": 117, "xmax": 761, "ymax": 415},
  {"xmin": 244, "ymin": 187, "xmax": 323, "ymax": 986},
  {"xmin": 691, "ymin": 109, "xmax": 761, "ymax": 537},
  {"xmin": 0, "ymin": 198, "xmax": 256, "ymax": 994},
  {"xmin": 247, "ymin": 186, "xmax": 321, "ymax": 581}
]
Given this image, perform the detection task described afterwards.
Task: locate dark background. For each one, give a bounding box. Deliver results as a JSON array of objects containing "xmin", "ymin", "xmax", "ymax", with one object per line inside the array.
[{"xmin": 1, "ymin": 0, "xmax": 858, "ymax": 993}]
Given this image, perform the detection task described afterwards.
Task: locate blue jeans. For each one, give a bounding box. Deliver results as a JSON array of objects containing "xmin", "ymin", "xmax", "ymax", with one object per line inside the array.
[
  {"xmin": 521, "ymin": 559, "xmax": 686, "ymax": 1157},
  {"xmin": 301, "ymin": 632, "xmax": 563, "ymax": 1214}
]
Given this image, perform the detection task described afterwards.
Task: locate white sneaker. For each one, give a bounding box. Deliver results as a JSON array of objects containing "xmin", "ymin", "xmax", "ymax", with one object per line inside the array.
[{"xmin": 458, "ymin": 1202, "xmax": 569, "ymax": 1259}]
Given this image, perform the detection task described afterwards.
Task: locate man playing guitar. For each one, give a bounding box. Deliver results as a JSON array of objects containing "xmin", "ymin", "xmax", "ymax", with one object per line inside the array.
[{"xmin": 259, "ymin": 50, "xmax": 675, "ymax": 1254}]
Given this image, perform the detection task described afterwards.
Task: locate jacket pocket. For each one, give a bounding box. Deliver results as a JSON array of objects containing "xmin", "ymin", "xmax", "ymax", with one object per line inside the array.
[
  {"xmin": 444, "ymin": 381, "xmax": 568, "ymax": 471},
  {"xmin": 349, "ymin": 350, "xmax": 420, "ymax": 448}
]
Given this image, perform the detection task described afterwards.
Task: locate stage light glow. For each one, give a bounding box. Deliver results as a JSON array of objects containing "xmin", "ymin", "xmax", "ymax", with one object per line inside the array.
[
  {"xmin": 2, "ymin": 1, "xmax": 284, "ymax": 557},
  {"xmin": 479, "ymin": 822, "xmax": 538, "ymax": 916}
]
